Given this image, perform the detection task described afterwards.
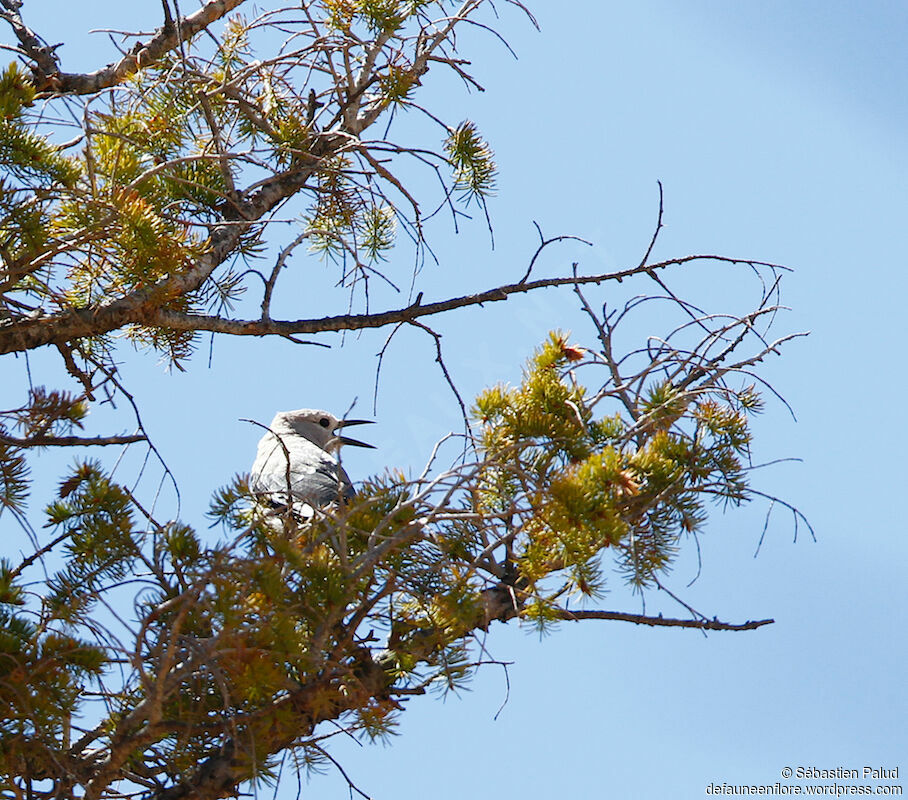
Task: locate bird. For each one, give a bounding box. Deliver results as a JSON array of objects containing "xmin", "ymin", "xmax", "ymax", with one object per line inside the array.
[{"xmin": 250, "ymin": 408, "xmax": 374, "ymax": 513}]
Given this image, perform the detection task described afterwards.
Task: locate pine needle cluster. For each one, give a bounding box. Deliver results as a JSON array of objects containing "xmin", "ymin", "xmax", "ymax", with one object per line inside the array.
[{"xmin": 470, "ymin": 330, "xmax": 762, "ymax": 607}]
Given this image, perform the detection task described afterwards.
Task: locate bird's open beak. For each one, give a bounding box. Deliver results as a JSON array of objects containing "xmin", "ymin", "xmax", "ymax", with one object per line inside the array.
[{"xmin": 336, "ymin": 419, "xmax": 375, "ymax": 449}]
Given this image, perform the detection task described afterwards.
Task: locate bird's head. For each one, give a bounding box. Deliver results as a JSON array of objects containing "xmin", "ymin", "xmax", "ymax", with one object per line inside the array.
[{"xmin": 274, "ymin": 409, "xmax": 375, "ymax": 452}]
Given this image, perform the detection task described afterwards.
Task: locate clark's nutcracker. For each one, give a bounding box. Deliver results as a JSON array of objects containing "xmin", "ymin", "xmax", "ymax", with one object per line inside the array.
[{"xmin": 250, "ymin": 409, "xmax": 374, "ymax": 511}]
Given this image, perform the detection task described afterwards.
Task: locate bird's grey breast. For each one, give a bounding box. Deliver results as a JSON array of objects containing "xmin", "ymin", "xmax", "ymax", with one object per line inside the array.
[{"xmin": 251, "ymin": 432, "xmax": 355, "ymax": 506}]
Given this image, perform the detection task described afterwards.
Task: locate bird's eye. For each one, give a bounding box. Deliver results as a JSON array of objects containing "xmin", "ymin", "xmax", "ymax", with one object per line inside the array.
[{"xmin": 319, "ymin": 417, "xmax": 331, "ymax": 428}]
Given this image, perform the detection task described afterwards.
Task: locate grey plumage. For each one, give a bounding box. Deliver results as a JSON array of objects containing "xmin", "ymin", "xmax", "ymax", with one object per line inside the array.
[{"xmin": 250, "ymin": 409, "xmax": 374, "ymax": 511}]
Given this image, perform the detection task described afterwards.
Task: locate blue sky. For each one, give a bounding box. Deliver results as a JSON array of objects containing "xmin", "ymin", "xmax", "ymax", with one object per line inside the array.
[{"xmin": 6, "ymin": 2, "xmax": 907, "ymax": 797}]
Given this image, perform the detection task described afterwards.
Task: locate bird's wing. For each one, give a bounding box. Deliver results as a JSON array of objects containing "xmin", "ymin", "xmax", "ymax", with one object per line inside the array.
[{"xmin": 251, "ymin": 435, "xmax": 355, "ymax": 507}]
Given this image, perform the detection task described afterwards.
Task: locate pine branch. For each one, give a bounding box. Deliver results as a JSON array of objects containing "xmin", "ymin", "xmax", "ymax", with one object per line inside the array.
[
  {"xmin": 0, "ymin": 254, "xmax": 783, "ymax": 356},
  {"xmin": 0, "ymin": 133, "xmax": 341, "ymax": 355},
  {"xmin": 13, "ymin": 0, "xmax": 247, "ymax": 95},
  {"xmin": 0, "ymin": 0, "xmax": 60, "ymax": 86}
]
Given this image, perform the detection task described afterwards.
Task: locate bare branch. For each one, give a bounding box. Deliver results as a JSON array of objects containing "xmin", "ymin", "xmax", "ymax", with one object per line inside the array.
[
  {"xmin": 553, "ymin": 608, "xmax": 774, "ymax": 632},
  {"xmin": 139, "ymin": 256, "xmax": 784, "ymax": 341},
  {"xmin": 0, "ymin": 431, "xmax": 144, "ymax": 447}
]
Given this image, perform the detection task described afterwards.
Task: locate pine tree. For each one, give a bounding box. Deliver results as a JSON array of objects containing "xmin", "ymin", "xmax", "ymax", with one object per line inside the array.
[{"xmin": 0, "ymin": 2, "xmax": 806, "ymax": 797}]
